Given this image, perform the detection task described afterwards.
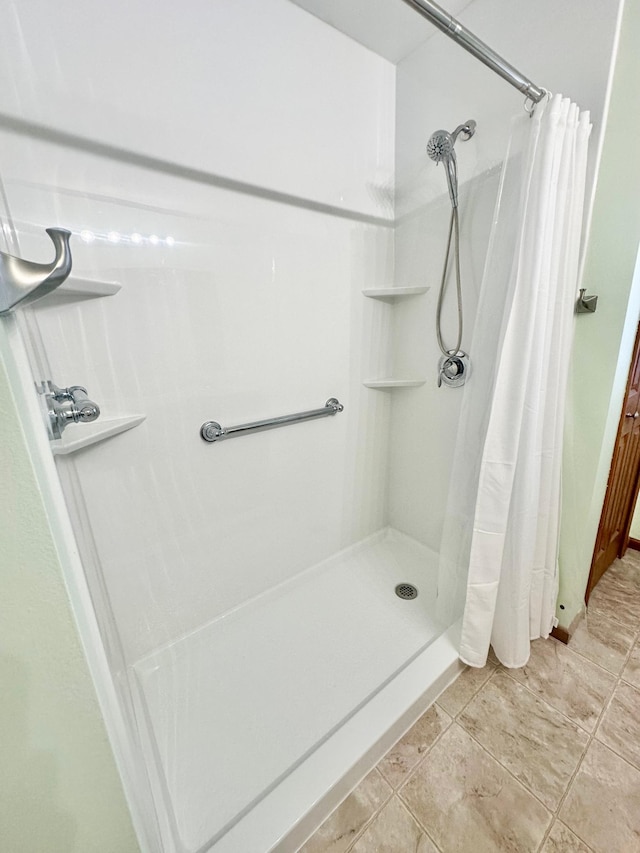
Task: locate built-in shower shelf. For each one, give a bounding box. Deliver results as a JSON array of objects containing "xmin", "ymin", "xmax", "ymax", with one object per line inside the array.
[
  {"xmin": 40, "ymin": 276, "xmax": 121, "ymax": 305},
  {"xmin": 51, "ymin": 414, "xmax": 145, "ymax": 456},
  {"xmin": 362, "ymin": 286, "xmax": 429, "ymax": 300},
  {"xmin": 363, "ymin": 379, "xmax": 426, "ymax": 390}
]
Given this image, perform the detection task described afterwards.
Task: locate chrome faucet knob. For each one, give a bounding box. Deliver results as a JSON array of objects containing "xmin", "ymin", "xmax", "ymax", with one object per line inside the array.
[
  {"xmin": 75, "ymin": 402, "xmax": 100, "ymax": 423},
  {"xmin": 41, "ymin": 379, "xmax": 101, "ymax": 439}
]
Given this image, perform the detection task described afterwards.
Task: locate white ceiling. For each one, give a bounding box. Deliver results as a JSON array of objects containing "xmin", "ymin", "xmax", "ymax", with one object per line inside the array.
[{"xmin": 289, "ymin": 0, "xmax": 475, "ymax": 64}]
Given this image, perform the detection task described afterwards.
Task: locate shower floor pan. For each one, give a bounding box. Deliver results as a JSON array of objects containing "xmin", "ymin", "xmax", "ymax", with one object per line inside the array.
[{"xmin": 132, "ymin": 527, "xmax": 461, "ymax": 853}]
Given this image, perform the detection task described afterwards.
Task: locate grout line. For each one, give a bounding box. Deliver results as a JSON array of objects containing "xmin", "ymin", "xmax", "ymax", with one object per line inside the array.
[
  {"xmin": 342, "ymin": 769, "xmax": 395, "ymax": 853},
  {"xmin": 392, "ymin": 706, "xmax": 455, "ymax": 793},
  {"xmin": 561, "ymin": 608, "xmax": 638, "ymax": 675},
  {"xmin": 436, "ymin": 661, "xmax": 498, "ymax": 721},
  {"xmin": 591, "ymin": 734, "xmax": 640, "ymax": 776},
  {"xmin": 394, "ymin": 791, "xmax": 446, "ymax": 853},
  {"xmin": 396, "ymin": 720, "xmax": 557, "ymax": 847},
  {"xmin": 395, "ymin": 795, "xmax": 445, "ymax": 853},
  {"xmin": 378, "ymin": 705, "xmax": 454, "ymax": 793},
  {"xmin": 536, "ymin": 624, "xmax": 635, "ymax": 852},
  {"xmin": 344, "ymin": 705, "xmax": 457, "ymax": 852},
  {"xmin": 498, "ymin": 665, "xmax": 605, "ymax": 736},
  {"xmin": 450, "ymin": 716, "xmax": 557, "ymax": 816},
  {"xmin": 497, "ymin": 640, "xmax": 619, "ymax": 735},
  {"xmin": 446, "ymin": 653, "xmax": 616, "ymax": 852}
]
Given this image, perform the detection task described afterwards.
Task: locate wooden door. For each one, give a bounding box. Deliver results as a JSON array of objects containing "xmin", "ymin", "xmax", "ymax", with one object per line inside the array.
[{"xmin": 587, "ymin": 321, "xmax": 640, "ymax": 602}]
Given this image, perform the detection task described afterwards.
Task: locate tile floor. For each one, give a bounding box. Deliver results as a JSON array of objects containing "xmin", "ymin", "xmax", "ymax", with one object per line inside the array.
[{"xmin": 300, "ymin": 550, "xmax": 640, "ymax": 853}]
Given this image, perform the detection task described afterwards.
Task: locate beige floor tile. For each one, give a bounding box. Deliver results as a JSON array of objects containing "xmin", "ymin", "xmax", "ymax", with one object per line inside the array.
[
  {"xmin": 300, "ymin": 769, "xmax": 391, "ymax": 853},
  {"xmin": 436, "ymin": 664, "xmax": 495, "ymax": 717},
  {"xmin": 541, "ymin": 821, "xmax": 593, "ymax": 852},
  {"xmin": 459, "ymin": 670, "xmax": 589, "ymax": 809},
  {"xmin": 560, "ymin": 740, "xmax": 640, "ymax": 853},
  {"xmin": 505, "ymin": 638, "xmax": 615, "ymax": 732},
  {"xmin": 399, "ymin": 724, "xmax": 551, "ymax": 853},
  {"xmin": 487, "ymin": 646, "xmax": 500, "ymax": 665},
  {"xmin": 377, "ymin": 704, "xmax": 451, "ymax": 789},
  {"xmin": 596, "ymin": 681, "xmax": 640, "ymax": 771},
  {"xmin": 349, "ymin": 796, "xmax": 439, "ymax": 853},
  {"xmin": 568, "ymin": 609, "xmax": 637, "ymax": 674},
  {"xmin": 616, "ymin": 550, "xmax": 640, "ymax": 581},
  {"xmin": 587, "ymin": 564, "xmax": 640, "ymax": 633},
  {"xmin": 621, "ymin": 639, "xmax": 640, "ymax": 689}
]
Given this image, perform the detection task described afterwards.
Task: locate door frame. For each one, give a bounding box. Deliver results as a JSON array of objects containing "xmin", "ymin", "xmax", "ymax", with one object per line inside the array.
[{"xmin": 585, "ymin": 320, "xmax": 640, "ymax": 604}]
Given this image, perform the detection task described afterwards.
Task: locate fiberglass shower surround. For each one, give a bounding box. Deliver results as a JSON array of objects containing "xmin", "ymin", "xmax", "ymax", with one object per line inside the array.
[{"xmin": 0, "ymin": 0, "xmax": 617, "ymax": 850}]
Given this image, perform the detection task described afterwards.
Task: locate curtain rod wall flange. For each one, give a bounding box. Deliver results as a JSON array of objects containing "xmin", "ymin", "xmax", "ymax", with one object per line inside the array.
[{"xmin": 401, "ymin": 0, "xmax": 545, "ymax": 104}]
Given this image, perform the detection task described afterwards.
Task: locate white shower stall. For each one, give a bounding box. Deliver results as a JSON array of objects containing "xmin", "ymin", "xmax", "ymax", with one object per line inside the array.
[{"xmin": 0, "ymin": 0, "xmax": 623, "ymax": 850}]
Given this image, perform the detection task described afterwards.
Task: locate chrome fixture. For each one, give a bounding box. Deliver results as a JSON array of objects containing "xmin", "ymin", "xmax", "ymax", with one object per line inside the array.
[
  {"xmin": 201, "ymin": 397, "xmax": 344, "ymax": 443},
  {"xmin": 395, "ymin": 583, "xmax": 418, "ymax": 600},
  {"xmin": 41, "ymin": 381, "xmax": 101, "ymax": 439},
  {"xmin": 400, "ymin": 0, "xmax": 545, "ymax": 106},
  {"xmin": 0, "ymin": 228, "xmax": 73, "ymax": 315},
  {"xmin": 429, "ymin": 119, "xmax": 476, "ymax": 387},
  {"xmin": 426, "ymin": 120, "xmax": 476, "ymax": 209},
  {"xmin": 576, "ymin": 288, "xmax": 598, "ymax": 314},
  {"xmin": 438, "ymin": 350, "xmax": 470, "ymax": 388}
]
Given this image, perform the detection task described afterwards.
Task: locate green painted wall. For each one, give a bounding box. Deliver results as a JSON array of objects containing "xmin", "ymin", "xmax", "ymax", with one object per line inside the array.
[
  {"xmin": 0, "ymin": 337, "xmax": 140, "ymax": 853},
  {"xmin": 558, "ymin": 0, "xmax": 640, "ymax": 629}
]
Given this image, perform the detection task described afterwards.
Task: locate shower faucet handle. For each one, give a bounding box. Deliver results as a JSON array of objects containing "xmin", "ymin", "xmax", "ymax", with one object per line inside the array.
[
  {"xmin": 42, "ymin": 380, "xmax": 101, "ymax": 439},
  {"xmin": 438, "ymin": 351, "xmax": 470, "ymax": 389}
]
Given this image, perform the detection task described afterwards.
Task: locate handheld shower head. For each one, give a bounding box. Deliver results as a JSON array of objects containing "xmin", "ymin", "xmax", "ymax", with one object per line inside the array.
[
  {"xmin": 426, "ymin": 120, "xmax": 476, "ymax": 209},
  {"xmin": 427, "ymin": 130, "xmax": 458, "ymax": 208},
  {"xmin": 426, "ymin": 130, "xmax": 455, "ymax": 163}
]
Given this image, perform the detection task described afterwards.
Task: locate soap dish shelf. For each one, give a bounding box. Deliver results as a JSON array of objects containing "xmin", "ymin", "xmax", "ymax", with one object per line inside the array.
[
  {"xmin": 51, "ymin": 414, "xmax": 145, "ymax": 455},
  {"xmin": 39, "ymin": 276, "xmax": 121, "ymax": 306},
  {"xmin": 363, "ymin": 379, "xmax": 426, "ymax": 390},
  {"xmin": 362, "ymin": 286, "xmax": 429, "ymax": 301}
]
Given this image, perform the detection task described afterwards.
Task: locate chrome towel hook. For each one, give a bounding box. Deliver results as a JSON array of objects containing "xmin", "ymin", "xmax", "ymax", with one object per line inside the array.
[
  {"xmin": 576, "ymin": 287, "xmax": 598, "ymax": 314},
  {"xmin": 0, "ymin": 227, "xmax": 73, "ymax": 315}
]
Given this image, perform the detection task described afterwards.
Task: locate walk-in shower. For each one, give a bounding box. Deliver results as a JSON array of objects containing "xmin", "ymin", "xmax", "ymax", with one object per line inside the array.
[{"xmin": 0, "ymin": 0, "xmax": 615, "ymax": 849}]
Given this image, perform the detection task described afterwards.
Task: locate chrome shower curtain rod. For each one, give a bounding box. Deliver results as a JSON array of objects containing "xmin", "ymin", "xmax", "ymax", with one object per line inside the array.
[{"xmin": 401, "ymin": 0, "xmax": 545, "ymax": 104}]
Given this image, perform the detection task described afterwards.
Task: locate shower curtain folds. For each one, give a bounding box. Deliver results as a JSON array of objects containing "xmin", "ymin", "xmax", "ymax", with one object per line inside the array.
[{"xmin": 438, "ymin": 93, "xmax": 592, "ymax": 669}]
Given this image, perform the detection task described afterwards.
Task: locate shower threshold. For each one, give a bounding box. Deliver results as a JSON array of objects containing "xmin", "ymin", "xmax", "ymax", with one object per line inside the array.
[{"xmin": 131, "ymin": 527, "xmax": 461, "ymax": 853}]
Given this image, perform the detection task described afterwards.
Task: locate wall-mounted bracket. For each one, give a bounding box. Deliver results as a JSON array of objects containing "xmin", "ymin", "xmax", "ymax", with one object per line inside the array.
[
  {"xmin": 0, "ymin": 228, "xmax": 73, "ymax": 315},
  {"xmin": 576, "ymin": 288, "xmax": 598, "ymax": 314}
]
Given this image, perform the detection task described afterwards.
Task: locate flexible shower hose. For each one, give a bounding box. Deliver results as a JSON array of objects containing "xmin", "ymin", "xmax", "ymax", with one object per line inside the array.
[{"xmin": 435, "ymin": 206, "xmax": 463, "ymax": 357}]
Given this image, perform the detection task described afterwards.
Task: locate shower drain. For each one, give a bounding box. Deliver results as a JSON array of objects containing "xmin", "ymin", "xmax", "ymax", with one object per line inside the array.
[{"xmin": 395, "ymin": 583, "xmax": 418, "ymax": 600}]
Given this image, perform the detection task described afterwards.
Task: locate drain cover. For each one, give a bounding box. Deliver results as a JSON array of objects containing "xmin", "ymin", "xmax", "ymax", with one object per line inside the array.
[{"xmin": 395, "ymin": 583, "xmax": 418, "ymax": 600}]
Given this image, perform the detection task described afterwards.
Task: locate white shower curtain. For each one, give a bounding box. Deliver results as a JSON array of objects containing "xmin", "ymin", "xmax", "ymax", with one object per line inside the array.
[{"xmin": 438, "ymin": 94, "xmax": 592, "ymax": 668}]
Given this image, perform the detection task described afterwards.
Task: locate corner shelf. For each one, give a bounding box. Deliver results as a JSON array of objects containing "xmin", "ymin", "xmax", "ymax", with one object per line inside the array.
[
  {"xmin": 362, "ymin": 286, "xmax": 429, "ymax": 301},
  {"xmin": 51, "ymin": 414, "xmax": 145, "ymax": 456},
  {"xmin": 363, "ymin": 379, "xmax": 426, "ymax": 390},
  {"xmin": 40, "ymin": 276, "xmax": 121, "ymax": 306}
]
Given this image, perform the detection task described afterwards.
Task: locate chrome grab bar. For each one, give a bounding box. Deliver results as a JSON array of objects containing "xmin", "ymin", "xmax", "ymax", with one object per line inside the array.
[{"xmin": 200, "ymin": 397, "xmax": 344, "ymax": 443}]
